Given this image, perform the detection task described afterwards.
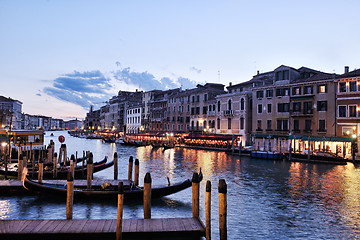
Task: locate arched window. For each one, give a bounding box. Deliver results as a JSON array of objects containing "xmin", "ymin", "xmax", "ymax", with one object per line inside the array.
[
  {"xmin": 240, "ymin": 98, "xmax": 245, "ymax": 110},
  {"xmin": 204, "ymin": 120, "xmax": 207, "ymax": 129},
  {"xmin": 196, "ymin": 121, "xmax": 199, "ymax": 130},
  {"xmin": 228, "ymin": 99, "xmax": 232, "ymax": 110}
]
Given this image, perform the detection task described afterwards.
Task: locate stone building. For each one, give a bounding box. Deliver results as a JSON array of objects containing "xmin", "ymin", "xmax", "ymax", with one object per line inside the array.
[
  {"xmin": 149, "ymin": 89, "xmax": 179, "ymax": 133},
  {"xmin": 0, "ymin": 96, "xmax": 22, "ymax": 129},
  {"xmin": 166, "ymin": 84, "xmax": 225, "ymax": 134},
  {"xmin": 126, "ymin": 103, "xmax": 143, "ymax": 134},
  {"xmin": 84, "ymin": 106, "xmax": 101, "ymax": 131},
  {"xmin": 336, "ymin": 67, "xmax": 360, "ymax": 157},
  {"xmin": 252, "ymin": 65, "xmax": 338, "ymax": 154}
]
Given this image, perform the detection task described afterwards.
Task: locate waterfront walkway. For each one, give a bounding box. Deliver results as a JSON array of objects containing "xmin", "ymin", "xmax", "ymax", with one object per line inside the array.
[{"xmin": 0, "ymin": 218, "xmax": 205, "ymax": 239}]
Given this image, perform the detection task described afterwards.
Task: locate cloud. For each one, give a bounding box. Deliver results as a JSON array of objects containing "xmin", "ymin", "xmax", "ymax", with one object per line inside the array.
[
  {"xmin": 44, "ymin": 67, "xmax": 199, "ymax": 110},
  {"xmin": 113, "ymin": 67, "xmax": 197, "ymax": 91},
  {"xmin": 190, "ymin": 66, "xmax": 201, "ymax": 74},
  {"xmin": 43, "ymin": 71, "xmax": 112, "ymax": 109}
]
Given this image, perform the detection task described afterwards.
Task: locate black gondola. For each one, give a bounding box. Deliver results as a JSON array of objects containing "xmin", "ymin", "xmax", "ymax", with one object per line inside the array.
[
  {"xmin": 22, "ymin": 169, "xmax": 203, "ymax": 200},
  {"xmin": 0, "ymin": 157, "xmax": 113, "ymax": 179}
]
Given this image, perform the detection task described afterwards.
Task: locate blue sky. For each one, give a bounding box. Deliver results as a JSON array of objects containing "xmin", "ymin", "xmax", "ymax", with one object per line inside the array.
[{"xmin": 1, "ymin": 0, "xmax": 359, "ymax": 120}]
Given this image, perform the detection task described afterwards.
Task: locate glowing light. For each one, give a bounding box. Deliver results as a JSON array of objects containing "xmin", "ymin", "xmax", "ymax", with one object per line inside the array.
[
  {"xmin": 352, "ymin": 134, "xmax": 357, "ymax": 138},
  {"xmin": 1, "ymin": 142, "xmax": 7, "ymax": 147}
]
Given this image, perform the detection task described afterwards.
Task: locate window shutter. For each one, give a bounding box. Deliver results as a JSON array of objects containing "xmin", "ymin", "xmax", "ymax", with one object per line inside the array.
[
  {"xmin": 317, "ymin": 85, "xmax": 320, "ymax": 93},
  {"xmin": 325, "ymin": 84, "xmax": 328, "ymax": 93}
]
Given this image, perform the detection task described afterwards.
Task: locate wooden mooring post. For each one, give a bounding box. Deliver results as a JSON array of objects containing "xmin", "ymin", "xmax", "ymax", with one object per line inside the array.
[
  {"xmin": 53, "ymin": 152, "xmax": 57, "ymax": 179},
  {"xmin": 87, "ymin": 153, "xmax": 93, "ymax": 189},
  {"xmin": 70, "ymin": 155, "xmax": 76, "ymax": 174},
  {"xmin": 38, "ymin": 158, "xmax": 43, "ymax": 184},
  {"xmin": 206, "ymin": 180, "xmax": 211, "ymax": 240},
  {"xmin": 143, "ymin": 172, "xmax": 152, "ymax": 219},
  {"xmin": 128, "ymin": 156, "xmax": 133, "ymax": 181},
  {"xmin": 114, "ymin": 152, "xmax": 118, "ymax": 180},
  {"xmin": 116, "ymin": 182, "xmax": 124, "ymax": 240},
  {"xmin": 219, "ymin": 179, "xmax": 227, "ymax": 240},
  {"xmin": 17, "ymin": 153, "xmax": 23, "ymax": 180},
  {"xmin": 66, "ymin": 172, "xmax": 74, "ymax": 220},
  {"xmin": 192, "ymin": 172, "xmax": 200, "ymax": 218},
  {"xmin": 134, "ymin": 158, "xmax": 139, "ymax": 186}
]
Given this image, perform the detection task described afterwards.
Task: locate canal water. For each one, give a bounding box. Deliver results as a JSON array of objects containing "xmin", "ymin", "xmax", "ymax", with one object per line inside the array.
[{"xmin": 2, "ymin": 130, "xmax": 360, "ymax": 239}]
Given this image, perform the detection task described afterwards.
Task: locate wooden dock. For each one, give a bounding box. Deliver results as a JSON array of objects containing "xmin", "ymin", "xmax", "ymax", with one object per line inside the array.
[{"xmin": 0, "ymin": 218, "xmax": 205, "ymax": 239}]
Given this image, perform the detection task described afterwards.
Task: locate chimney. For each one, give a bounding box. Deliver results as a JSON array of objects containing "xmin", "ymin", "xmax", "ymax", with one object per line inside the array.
[
  {"xmin": 257, "ymin": 70, "xmax": 260, "ymax": 75},
  {"xmin": 229, "ymin": 82, "xmax": 232, "ymax": 86},
  {"xmin": 345, "ymin": 66, "xmax": 349, "ymax": 73}
]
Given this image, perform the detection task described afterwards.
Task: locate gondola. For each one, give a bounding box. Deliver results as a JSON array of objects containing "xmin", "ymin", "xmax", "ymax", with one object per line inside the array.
[
  {"xmin": 0, "ymin": 157, "xmax": 113, "ymax": 179},
  {"xmin": 22, "ymin": 169, "xmax": 203, "ymax": 200}
]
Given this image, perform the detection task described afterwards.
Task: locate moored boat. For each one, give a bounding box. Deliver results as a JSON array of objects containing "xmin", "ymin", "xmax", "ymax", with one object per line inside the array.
[
  {"xmin": 250, "ymin": 151, "xmax": 283, "ymax": 160},
  {"xmin": 22, "ymin": 169, "xmax": 203, "ymax": 199},
  {"xmin": 0, "ymin": 157, "xmax": 113, "ymax": 179}
]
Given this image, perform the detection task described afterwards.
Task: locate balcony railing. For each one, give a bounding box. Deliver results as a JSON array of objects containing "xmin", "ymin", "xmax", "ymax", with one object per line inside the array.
[
  {"xmin": 290, "ymin": 109, "xmax": 313, "ymax": 116},
  {"xmin": 223, "ymin": 110, "xmax": 234, "ymax": 116}
]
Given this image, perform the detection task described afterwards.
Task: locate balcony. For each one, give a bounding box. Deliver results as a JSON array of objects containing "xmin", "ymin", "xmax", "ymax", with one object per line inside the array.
[
  {"xmin": 207, "ymin": 111, "xmax": 216, "ymax": 116},
  {"xmin": 290, "ymin": 109, "xmax": 313, "ymax": 117},
  {"xmin": 223, "ymin": 110, "xmax": 234, "ymax": 116}
]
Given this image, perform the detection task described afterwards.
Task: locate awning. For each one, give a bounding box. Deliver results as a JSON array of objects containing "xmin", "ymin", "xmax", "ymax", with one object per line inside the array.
[{"xmin": 330, "ymin": 137, "xmax": 355, "ymax": 142}]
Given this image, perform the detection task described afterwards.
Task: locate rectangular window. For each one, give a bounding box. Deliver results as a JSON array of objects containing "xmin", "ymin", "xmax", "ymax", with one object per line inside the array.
[
  {"xmin": 303, "ymin": 101, "xmax": 313, "ymax": 114},
  {"xmin": 339, "ymin": 82, "xmax": 347, "ymax": 92},
  {"xmin": 349, "ymin": 105, "xmax": 357, "ymax": 117},
  {"xmin": 339, "ymin": 106, "xmax": 347, "ymax": 117},
  {"xmin": 257, "ymin": 120, "xmax": 262, "ymax": 130},
  {"xmin": 192, "ymin": 96, "xmax": 195, "ymax": 103},
  {"xmin": 293, "ymin": 119, "xmax": 299, "ymax": 131},
  {"xmin": 256, "ymin": 90, "xmax": 264, "ymax": 99},
  {"xmin": 293, "ymin": 102, "xmax": 301, "ymax": 112},
  {"xmin": 196, "ymin": 107, "xmax": 200, "ymax": 115},
  {"xmin": 267, "ymin": 120, "xmax": 272, "ymax": 130},
  {"xmin": 277, "ymin": 103, "xmax": 290, "ymax": 112},
  {"xmin": 266, "ymin": 89, "xmax": 273, "ymax": 98},
  {"xmin": 196, "ymin": 95, "xmax": 200, "ymax": 102},
  {"xmin": 257, "ymin": 104, "xmax": 263, "ymax": 114},
  {"xmin": 317, "ymin": 84, "xmax": 327, "ymax": 93},
  {"xmin": 317, "ymin": 101, "xmax": 327, "ymax": 111},
  {"xmin": 319, "ymin": 120, "xmax": 326, "ymax": 131},
  {"xmin": 240, "ymin": 118, "xmax": 244, "ymax": 130},
  {"xmin": 276, "ymin": 88, "xmax": 290, "ymax": 97},
  {"xmin": 191, "ymin": 108, "xmax": 195, "ymax": 115},
  {"xmin": 305, "ymin": 119, "xmax": 312, "ymax": 131},
  {"xmin": 203, "ymin": 106, "xmax": 207, "ymax": 114},
  {"xmin": 187, "ymin": 105, "xmax": 190, "ymax": 112},
  {"xmin": 267, "ymin": 104, "xmax": 272, "ymax": 113},
  {"xmin": 204, "ymin": 94, "xmax": 208, "ymax": 101},
  {"xmin": 350, "ymin": 81, "xmax": 357, "ymax": 92},
  {"xmin": 276, "ymin": 119, "xmax": 288, "ymax": 131},
  {"xmin": 217, "ymin": 118, "xmax": 220, "ymax": 129},
  {"xmin": 228, "ymin": 118, "xmax": 232, "ymax": 129},
  {"xmin": 292, "ymin": 87, "xmax": 301, "ymax": 96},
  {"xmin": 304, "ymin": 86, "xmax": 313, "ymax": 94}
]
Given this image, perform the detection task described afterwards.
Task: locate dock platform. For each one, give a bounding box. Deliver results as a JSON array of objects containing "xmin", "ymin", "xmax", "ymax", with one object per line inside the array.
[{"xmin": 0, "ymin": 218, "xmax": 205, "ymax": 239}]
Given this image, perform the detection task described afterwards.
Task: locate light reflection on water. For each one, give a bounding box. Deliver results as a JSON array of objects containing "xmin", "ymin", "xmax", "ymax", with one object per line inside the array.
[{"xmin": 2, "ymin": 131, "xmax": 360, "ymax": 239}]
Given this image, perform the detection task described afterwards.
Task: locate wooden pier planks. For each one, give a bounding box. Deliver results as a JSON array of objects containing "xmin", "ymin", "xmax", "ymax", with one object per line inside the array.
[{"xmin": 0, "ymin": 218, "xmax": 205, "ymax": 239}]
